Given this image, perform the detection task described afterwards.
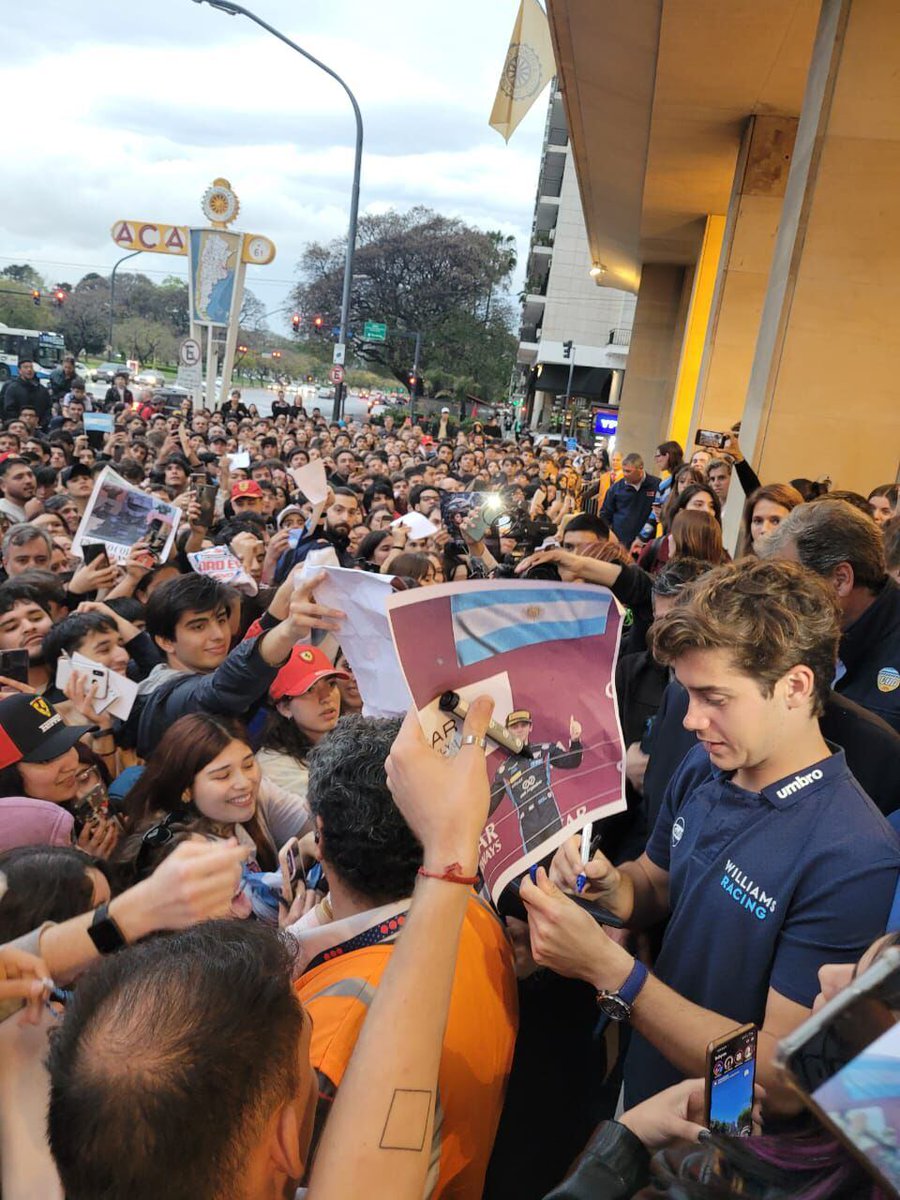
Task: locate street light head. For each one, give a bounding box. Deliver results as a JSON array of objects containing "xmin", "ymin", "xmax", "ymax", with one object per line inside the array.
[{"xmin": 192, "ymin": 0, "xmax": 241, "ymax": 14}]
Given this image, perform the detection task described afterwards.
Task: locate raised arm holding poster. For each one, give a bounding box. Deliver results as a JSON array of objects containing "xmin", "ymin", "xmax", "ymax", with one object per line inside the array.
[
  {"xmin": 387, "ymin": 579, "xmax": 627, "ymax": 904},
  {"xmin": 71, "ymin": 467, "xmax": 181, "ymax": 564}
]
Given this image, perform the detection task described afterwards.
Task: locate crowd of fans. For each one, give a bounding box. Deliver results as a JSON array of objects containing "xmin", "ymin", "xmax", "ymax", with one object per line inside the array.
[{"xmin": 0, "ymin": 349, "xmax": 898, "ymax": 1199}]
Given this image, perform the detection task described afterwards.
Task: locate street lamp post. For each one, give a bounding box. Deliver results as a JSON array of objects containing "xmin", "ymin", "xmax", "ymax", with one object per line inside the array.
[
  {"xmin": 192, "ymin": 0, "xmax": 363, "ymax": 423},
  {"xmin": 109, "ymin": 250, "xmax": 142, "ymax": 356}
]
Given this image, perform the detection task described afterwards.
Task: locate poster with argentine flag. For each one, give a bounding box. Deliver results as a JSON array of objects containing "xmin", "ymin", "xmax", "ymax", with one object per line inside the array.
[{"xmin": 387, "ymin": 580, "xmax": 627, "ymax": 905}]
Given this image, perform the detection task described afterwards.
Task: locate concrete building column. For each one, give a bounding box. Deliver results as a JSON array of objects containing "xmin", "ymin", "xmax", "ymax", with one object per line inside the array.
[
  {"xmin": 615, "ymin": 264, "xmax": 690, "ymax": 458},
  {"xmin": 742, "ymin": 0, "xmax": 900, "ymax": 493},
  {"xmin": 690, "ymin": 116, "xmax": 798, "ymax": 443}
]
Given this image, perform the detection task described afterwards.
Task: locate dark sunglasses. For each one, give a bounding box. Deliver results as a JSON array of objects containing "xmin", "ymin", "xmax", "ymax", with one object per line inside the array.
[{"xmin": 135, "ymin": 807, "xmax": 191, "ymax": 874}]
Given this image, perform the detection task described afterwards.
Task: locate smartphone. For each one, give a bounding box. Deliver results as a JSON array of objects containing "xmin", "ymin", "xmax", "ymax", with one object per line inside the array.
[
  {"xmin": 0, "ymin": 649, "xmax": 29, "ymax": 684},
  {"xmin": 83, "ymin": 662, "xmax": 109, "ymax": 700},
  {"xmin": 278, "ymin": 837, "xmax": 305, "ymax": 904},
  {"xmin": 777, "ymin": 947, "xmax": 900, "ymax": 1194},
  {"xmin": 191, "ymin": 472, "xmax": 207, "ymax": 490},
  {"xmin": 72, "ymin": 781, "xmax": 112, "ymax": 830},
  {"xmin": 82, "ymin": 542, "xmax": 110, "ymax": 568},
  {"xmin": 705, "ymin": 1023, "xmax": 758, "ymax": 1136},
  {"xmin": 197, "ymin": 484, "xmax": 217, "ymax": 528},
  {"xmin": 696, "ymin": 429, "xmax": 731, "ymax": 450}
]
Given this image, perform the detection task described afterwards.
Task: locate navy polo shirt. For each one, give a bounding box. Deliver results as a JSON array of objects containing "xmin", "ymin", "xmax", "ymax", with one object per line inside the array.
[{"xmin": 624, "ymin": 743, "xmax": 900, "ymax": 1106}]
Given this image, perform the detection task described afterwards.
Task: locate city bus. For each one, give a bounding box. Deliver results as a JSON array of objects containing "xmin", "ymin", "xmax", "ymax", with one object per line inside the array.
[{"xmin": 0, "ymin": 324, "xmax": 66, "ymax": 382}]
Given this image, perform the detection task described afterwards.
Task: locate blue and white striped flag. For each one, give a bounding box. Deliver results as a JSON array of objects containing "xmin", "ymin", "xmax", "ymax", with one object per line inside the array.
[{"xmin": 451, "ymin": 587, "xmax": 611, "ymax": 667}]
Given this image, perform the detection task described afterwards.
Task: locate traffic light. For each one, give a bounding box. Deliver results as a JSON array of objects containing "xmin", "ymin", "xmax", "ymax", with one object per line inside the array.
[
  {"xmin": 31, "ymin": 289, "xmax": 40, "ymax": 307},
  {"xmin": 313, "ymin": 315, "xmax": 323, "ymax": 335},
  {"xmin": 306, "ymin": 374, "xmax": 314, "ymax": 383},
  {"xmin": 291, "ymin": 313, "xmax": 301, "ymax": 332},
  {"xmin": 562, "ymin": 339, "xmax": 573, "ymax": 359},
  {"xmin": 52, "ymin": 288, "xmax": 67, "ymax": 307}
]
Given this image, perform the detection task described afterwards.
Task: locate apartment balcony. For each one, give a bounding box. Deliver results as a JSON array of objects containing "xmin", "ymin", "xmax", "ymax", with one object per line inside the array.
[
  {"xmin": 534, "ymin": 194, "xmax": 560, "ymax": 234},
  {"xmin": 525, "ymin": 241, "xmax": 553, "ymax": 280},
  {"xmin": 536, "ymin": 146, "xmax": 565, "ymax": 201},
  {"xmin": 607, "ymin": 327, "xmax": 632, "ymax": 347}
]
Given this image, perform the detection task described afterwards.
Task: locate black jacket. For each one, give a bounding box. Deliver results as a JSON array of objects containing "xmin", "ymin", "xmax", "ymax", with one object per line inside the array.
[
  {"xmin": 1, "ymin": 376, "xmax": 51, "ymax": 425},
  {"xmin": 48, "ymin": 367, "xmax": 85, "ymax": 402},
  {"xmin": 128, "ymin": 636, "xmax": 280, "ymax": 759},
  {"xmin": 643, "ymin": 681, "xmax": 900, "ymax": 833},
  {"xmin": 601, "ymin": 474, "xmax": 661, "ymax": 546},
  {"xmin": 542, "ymin": 1121, "xmax": 650, "ymax": 1199},
  {"xmin": 836, "ymin": 579, "xmax": 900, "ymax": 731}
]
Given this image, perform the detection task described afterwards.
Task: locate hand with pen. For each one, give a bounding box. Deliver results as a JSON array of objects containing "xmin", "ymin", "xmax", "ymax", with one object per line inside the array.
[{"xmin": 549, "ymin": 834, "xmax": 634, "ymax": 918}]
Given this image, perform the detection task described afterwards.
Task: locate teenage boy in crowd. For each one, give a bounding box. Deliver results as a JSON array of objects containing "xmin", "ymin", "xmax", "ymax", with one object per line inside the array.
[
  {"xmin": 129, "ymin": 570, "xmax": 345, "ymax": 756},
  {"xmin": 520, "ymin": 559, "xmax": 900, "ymax": 1110}
]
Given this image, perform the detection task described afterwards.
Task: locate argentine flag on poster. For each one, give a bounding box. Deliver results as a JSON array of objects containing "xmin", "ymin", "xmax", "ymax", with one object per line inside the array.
[{"xmin": 451, "ymin": 587, "xmax": 611, "ymax": 668}]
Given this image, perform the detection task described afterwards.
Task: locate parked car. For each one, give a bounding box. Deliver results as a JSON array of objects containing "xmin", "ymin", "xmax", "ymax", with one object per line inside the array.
[{"xmin": 91, "ymin": 362, "xmax": 128, "ymax": 383}]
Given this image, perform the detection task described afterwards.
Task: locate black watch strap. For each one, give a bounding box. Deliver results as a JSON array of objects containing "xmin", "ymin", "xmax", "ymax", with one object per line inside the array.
[{"xmin": 86, "ymin": 903, "xmax": 128, "ymax": 955}]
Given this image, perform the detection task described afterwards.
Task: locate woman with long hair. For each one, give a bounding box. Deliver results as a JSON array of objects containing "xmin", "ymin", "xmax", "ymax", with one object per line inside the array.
[
  {"xmin": 122, "ymin": 713, "xmax": 309, "ymax": 874},
  {"xmin": 671, "ymin": 509, "xmax": 727, "ymax": 565},
  {"xmin": 737, "ymin": 483, "xmax": 805, "ymax": 558},
  {"xmin": 639, "ymin": 484, "xmax": 722, "ymax": 574},
  {"xmin": 255, "ymin": 646, "xmax": 348, "ymax": 797}
]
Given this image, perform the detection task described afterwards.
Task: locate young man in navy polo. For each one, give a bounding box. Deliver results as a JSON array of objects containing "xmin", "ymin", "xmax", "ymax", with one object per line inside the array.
[{"xmin": 521, "ymin": 559, "xmax": 900, "ymax": 1111}]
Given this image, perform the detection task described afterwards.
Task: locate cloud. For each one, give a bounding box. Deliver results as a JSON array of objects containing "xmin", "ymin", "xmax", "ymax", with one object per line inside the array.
[{"xmin": 4, "ymin": 0, "xmax": 551, "ymax": 328}]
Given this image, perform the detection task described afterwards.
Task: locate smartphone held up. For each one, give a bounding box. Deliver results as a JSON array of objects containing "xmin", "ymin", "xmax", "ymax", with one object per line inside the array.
[{"xmin": 705, "ymin": 1024, "xmax": 758, "ymax": 1137}]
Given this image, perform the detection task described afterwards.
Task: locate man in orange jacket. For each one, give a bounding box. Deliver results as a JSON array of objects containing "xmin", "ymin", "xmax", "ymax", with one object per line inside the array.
[{"xmin": 288, "ymin": 714, "xmax": 518, "ymax": 1199}]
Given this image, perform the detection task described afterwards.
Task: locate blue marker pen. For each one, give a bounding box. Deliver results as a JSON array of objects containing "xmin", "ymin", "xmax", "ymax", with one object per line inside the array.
[{"xmin": 576, "ymin": 822, "xmax": 593, "ymax": 893}]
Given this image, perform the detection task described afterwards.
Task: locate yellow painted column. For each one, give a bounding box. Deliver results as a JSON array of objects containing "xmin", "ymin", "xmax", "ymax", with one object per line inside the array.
[{"xmin": 666, "ymin": 215, "xmax": 726, "ymax": 449}]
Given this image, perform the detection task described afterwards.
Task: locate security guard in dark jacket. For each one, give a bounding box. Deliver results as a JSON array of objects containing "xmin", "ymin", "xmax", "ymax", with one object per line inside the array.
[{"xmin": 0, "ymin": 356, "xmax": 51, "ymax": 426}]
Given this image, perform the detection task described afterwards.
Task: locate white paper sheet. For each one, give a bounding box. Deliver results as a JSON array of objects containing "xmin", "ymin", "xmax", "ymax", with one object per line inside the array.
[{"xmin": 298, "ymin": 564, "xmax": 410, "ymax": 717}]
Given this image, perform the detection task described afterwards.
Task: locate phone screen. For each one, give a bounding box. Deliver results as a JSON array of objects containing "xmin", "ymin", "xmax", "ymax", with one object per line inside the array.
[
  {"xmin": 696, "ymin": 429, "xmax": 729, "ymax": 449},
  {"xmin": 782, "ymin": 952, "xmax": 900, "ymax": 1192},
  {"xmin": 197, "ymin": 484, "xmax": 217, "ymax": 528},
  {"xmin": 83, "ymin": 542, "xmax": 109, "ymax": 567},
  {"xmin": 0, "ymin": 649, "xmax": 29, "ymax": 684},
  {"xmin": 706, "ymin": 1025, "xmax": 757, "ymax": 1136}
]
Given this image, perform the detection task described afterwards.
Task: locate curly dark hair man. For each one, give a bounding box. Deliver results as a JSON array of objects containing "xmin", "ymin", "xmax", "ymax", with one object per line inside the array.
[{"xmin": 306, "ymin": 714, "xmax": 422, "ymax": 905}]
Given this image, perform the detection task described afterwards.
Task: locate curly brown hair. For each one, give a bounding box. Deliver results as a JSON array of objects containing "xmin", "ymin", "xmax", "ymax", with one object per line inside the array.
[{"xmin": 649, "ymin": 559, "xmax": 841, "ymax": 716}]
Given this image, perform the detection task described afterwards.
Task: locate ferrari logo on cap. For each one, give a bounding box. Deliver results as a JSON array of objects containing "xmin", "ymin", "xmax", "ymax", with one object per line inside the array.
[
  {"xmin": 30, "ymin": 697, "xmax": 52, "ymax": 719},
  {"xmin": 237, "ymin": 481, "xmax": 251, "ymax": 493},
  {"xmin": 299, "ymin": 650, "xmax": 315, "ymax": 662}
]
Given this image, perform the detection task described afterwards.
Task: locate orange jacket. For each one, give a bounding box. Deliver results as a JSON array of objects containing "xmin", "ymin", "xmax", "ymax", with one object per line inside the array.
[{"xmin": 296, "ymin": 893, "xmax": 518, "ymax": 1199}]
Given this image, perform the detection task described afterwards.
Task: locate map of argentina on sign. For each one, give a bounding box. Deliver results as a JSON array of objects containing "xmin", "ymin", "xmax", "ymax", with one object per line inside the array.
[{"xmin": 189, "ymin": 229, "xmax": 241, "ymax": 326}]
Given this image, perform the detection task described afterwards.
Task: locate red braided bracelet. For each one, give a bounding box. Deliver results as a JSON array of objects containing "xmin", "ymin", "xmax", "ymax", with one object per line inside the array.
[{"xmin": 417, "ymin": 863, "xmax": 478, "ymax": 886}]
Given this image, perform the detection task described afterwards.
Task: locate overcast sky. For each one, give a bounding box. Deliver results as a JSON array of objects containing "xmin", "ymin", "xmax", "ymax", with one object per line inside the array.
[{"xmin": 2, "ymin": 0, "xmax": 549, "ymax": 334}]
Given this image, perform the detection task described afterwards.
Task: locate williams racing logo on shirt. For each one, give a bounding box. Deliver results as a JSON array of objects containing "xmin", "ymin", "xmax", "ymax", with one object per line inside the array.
[{"xmin": 720, "ymin": 860, "xmax": 778, "ymax": 921}]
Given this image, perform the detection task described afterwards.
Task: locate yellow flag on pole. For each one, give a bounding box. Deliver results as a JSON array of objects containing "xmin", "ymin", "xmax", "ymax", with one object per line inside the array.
[{"xmin": 489, "ymin": 0, "xmax": 555, "ymax": 142}]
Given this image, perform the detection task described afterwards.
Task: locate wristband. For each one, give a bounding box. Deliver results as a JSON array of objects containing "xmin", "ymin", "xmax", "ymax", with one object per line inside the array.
[{"xmin": 417, "ymin": 863, "xmax": 478, "ymax": 887}]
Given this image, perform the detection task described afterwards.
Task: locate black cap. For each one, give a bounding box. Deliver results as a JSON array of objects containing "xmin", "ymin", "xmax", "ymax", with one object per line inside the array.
[
  {"xmin": 61, "ymin": 463, "xmax": 94, "ymax": 484},
  {"xmin": 0, "ymin": 694, "xmax": 93, "ymax": 771}
]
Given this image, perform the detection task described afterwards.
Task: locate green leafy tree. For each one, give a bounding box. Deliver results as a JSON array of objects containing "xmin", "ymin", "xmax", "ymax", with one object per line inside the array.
[{"xmin": 291, "ymin": 207, "xmax": 518, "ymax": 402}]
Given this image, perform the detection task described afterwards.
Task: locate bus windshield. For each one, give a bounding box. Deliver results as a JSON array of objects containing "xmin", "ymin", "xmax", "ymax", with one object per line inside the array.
[{"xmin": 0, "ymin": 325, "xmax": 66, "ymax": 381}]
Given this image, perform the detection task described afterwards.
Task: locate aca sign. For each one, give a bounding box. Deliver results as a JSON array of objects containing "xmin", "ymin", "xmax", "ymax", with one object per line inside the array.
[{"xmin": 111, "ymin": 221, "xmax": 188, "ymax": 255}]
